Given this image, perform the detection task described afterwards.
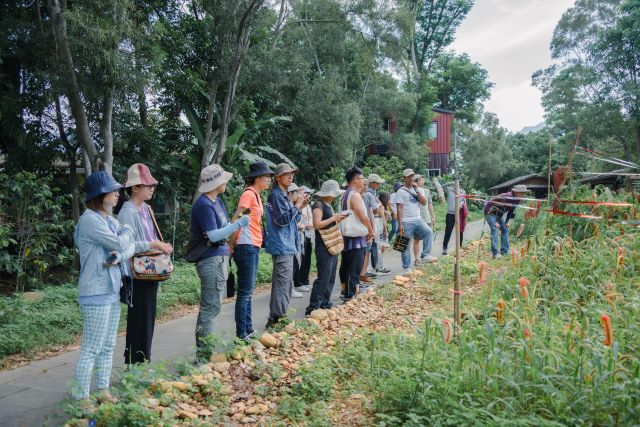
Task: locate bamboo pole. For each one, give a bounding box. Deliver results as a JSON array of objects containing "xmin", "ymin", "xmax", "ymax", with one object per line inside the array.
[
  {"xmin": 547, "ymin": 136, "xmax": 553, "ymax": 203},
  {"xmin": 454, "ymin": 177, "xmax": 461, "ymax": 328}
]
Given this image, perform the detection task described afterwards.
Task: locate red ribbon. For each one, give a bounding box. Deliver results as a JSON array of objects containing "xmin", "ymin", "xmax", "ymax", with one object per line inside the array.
[
  {"xmin": 558, "ymin": 200, "xmax": 634, "ymax": 207},
  {"xmin": 543, "ymin": 209, "xmax": 602, "ymax": 220}
]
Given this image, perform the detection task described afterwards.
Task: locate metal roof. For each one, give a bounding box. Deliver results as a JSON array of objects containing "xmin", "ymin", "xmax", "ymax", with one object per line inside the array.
[{"xmin": 488, "ymin": 173, "xmax": 545, "ymax": 191}]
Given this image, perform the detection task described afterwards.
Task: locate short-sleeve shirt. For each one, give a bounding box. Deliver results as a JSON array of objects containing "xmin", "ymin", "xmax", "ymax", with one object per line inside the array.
[
  {"xmin": 396, "ymin": 186, "xmax": 422, "ymax": 223},
  {"xmin": 190, "ymin": 194, "xmax": 231, "ymax": 258},
  {"xmin": 389, "ymin": 192, "xmax": 398, "ymax": 214},
  {"xmin": 417, "ymin": 187, "xmax": 432, "ymax": 223},
  {"xmin": 312, "ymin": 200, "xmax": 335, "ymax": 242},
  {"xmin": 363, "ymin": 189, "xmax": 378, "ymax": 213},
  {"xmin": 236, "ymin": 188, "xmax": 264, "ymax": 248}
]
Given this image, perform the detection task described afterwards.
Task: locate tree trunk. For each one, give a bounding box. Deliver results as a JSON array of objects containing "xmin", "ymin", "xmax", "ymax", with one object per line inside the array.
[
  {"xmin": 100, "ymin": 88, "xmax": 114, "ymax": 174},
  {"xmin": 138, "ymin": 89, "xmax": 148, "ymax": 128},
  {"xmin": 54, "ymin": 96, "xmax": 80, "ymax": 221},
  {"xmin": 47, "ymin": 0, "xmax": 100, "ymax": 172},
  {"xmin": 636, "ymin": 122, "xmax": 640, "ymax": 161}
]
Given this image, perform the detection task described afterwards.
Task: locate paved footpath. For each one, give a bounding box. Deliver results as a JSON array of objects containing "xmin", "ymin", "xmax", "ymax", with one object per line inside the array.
[{"xmin": 0, "ymin": 220, "xmax": 486, "ymax": 426}]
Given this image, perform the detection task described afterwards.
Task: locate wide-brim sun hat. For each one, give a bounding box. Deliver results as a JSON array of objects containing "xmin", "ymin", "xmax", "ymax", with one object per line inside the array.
[
  {"xmin": 316, "ymin": 180, "xmax": 343, "ymax": 198},
  {"xmin": 199, "ymin": 164, "xmax": 233, "ymax": 193},
  {"xmin": 274, "ymin": 163, "xmax": 298, "ymax": 176},
  {"xmin": 124, "ymin": 163, "xmax": 158, "ymax": 188},
  {"xmin": 245, "ymin": 161, "xmax": 274, "ymax": 178},
  {"xmin": 85, "ymin": 171, "xmax": 123, "ymax": 202},
  {"xmin": 512, "ymin": 184, "xmax": 528, "ymax": 193},
  {"xmin": 367, "ymin": 173, "xmax": 385, "ymax": 184},
  {"xmin": 403, "ymin": 168, "xmax": 416, "ymax": 177}
]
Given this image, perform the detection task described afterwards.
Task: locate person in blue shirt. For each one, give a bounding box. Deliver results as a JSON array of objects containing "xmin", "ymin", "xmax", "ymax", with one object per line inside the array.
[
  {"xmin": 188, "ymin": 164, "xmax": 249, "ymax": 362},
  {"xmin": 73, "ymin": 171, "xmax": 164, "ymax": 406},
  {"xmin": 264, "ymin": 163, "xmax": 305, "ymax": 328}
]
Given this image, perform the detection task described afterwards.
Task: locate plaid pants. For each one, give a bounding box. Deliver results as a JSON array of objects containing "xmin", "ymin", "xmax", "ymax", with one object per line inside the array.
[{"xmin": 72, "ymin": 302, "xmax": 120, "ymax": 399}]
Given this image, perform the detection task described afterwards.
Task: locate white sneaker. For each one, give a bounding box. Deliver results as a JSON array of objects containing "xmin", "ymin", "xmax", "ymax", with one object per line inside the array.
[
  {"xmin": 292, "ymin": 289, "xmax": 304, "ymax": 298},
  {"xmin": 297, "ymin": 285, "xmax": 312, "ymax": 292},
  {"xmin": 422, "ymin": 255, "xmax": 438, "ymax": 263}
]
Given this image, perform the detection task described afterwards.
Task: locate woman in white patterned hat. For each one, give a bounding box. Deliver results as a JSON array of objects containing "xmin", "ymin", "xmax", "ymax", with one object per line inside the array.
[
  {"xmin": 305, "ymin": 180, "xmax": 348, "ymax": 315},
  {"xmin": 117, "ymin": 163, "xmax": 173, "ymax": 365},
  {"xmin": 186, "ymin": 164, "xmax": 249, "ymax": 362}
]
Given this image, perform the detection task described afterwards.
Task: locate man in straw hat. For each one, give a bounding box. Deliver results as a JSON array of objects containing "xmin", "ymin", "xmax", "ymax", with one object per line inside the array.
[
  {"xmin": 484, "ymin": 184, "xmax": 528, "ymax": 259},
  {"xmin": 265, "ymin": 163, "xmax": 305, "ymax": 328}
]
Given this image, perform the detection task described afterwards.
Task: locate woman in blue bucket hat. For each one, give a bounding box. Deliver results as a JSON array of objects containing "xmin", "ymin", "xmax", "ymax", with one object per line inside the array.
[{"xmin": 71, "ymin": 171, "xmax": 160, "ymax": 407}]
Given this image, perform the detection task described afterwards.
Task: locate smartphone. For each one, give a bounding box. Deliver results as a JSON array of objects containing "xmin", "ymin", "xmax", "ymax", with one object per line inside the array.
[{"xmin": 105, "ymin": 253, "xmax": 118, "ymax": 265}]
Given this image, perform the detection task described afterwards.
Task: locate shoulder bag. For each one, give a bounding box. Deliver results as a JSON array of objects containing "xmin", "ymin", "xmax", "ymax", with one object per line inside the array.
[
  {"xmin": 340, "ymin": 191, "xmax": 368, "ymax": 237},
  {"xmin": 130, "ymin": 205, "xmax": 174, "ymax": 282},
  {"xmin": 317, "ymin": 202, "xmax": 344, "ymax": 256}
]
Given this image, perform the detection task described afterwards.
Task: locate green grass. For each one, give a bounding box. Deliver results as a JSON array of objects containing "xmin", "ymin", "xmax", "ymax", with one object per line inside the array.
[
  {"xmin": 0, "ymin": 262, "xmax": 201, "ymax": 364},
  {"xmin": 285, "ymin": 191, "xmax": 640, "ymax": 426}
]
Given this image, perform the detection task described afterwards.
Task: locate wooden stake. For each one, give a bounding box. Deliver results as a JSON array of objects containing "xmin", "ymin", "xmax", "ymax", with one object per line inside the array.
[
  {"xmin": 547, "ymin": 136, "xmax": 553, "ymax": 203},
  {"xmin": 454, "ymin": 177, "xmax": 462, "ymax": 328},
  {"xmin": 566, "ymin": 127, "xmax": 581, "ymax": 188}
]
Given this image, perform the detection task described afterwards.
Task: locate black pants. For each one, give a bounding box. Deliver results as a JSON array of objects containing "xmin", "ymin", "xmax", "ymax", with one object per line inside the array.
[
  {"xmin": 339, "ymin": 247, "xmax": 365, "ymax": 299},
  {"xmin": 443, "ymin": 213, "xmax": 464, "ymax": 250},
  {"xmin": 124, "ymin": 279, "xmax": 158, "ymax": 364},
  {"xmin": 305, "ymin": 242, "xmax": 338, "ymax": 315},
  {"xmin": 293, "ymin": 236, "xmax": 312, "ymax": 287},
  {"xmin": 369, "ymin": 241, "xmax": 378, "ymax": 270}
]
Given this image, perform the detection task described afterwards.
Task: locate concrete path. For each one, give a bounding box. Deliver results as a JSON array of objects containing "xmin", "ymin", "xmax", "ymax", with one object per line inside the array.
[{"xmin": 0, "ymin": 220, "xmax": 486, "ymax": 427}]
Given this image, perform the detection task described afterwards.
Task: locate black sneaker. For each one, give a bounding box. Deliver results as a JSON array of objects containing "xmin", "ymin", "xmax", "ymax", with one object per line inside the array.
[{"xmin": 366, "ymin": 272, "xmax": 378, "ymax": 278}]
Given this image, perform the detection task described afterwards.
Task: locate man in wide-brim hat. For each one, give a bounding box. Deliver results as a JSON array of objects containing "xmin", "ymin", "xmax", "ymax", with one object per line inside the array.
[
  {"xmin": 484, "ymin": 184, "xmax": 528, "ymax": 259},
  {"xmin": 264, "ymin": 163, "xmax": 304, "ymax": 328}
]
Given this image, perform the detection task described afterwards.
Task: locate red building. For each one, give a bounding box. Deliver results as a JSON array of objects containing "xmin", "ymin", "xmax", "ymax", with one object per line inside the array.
[
  {"xmin": 426, "ymin": 107, "xmax": 454, "ymax": 175},
  {"xmin": 369, "ymin": 108, "xmax": 454, "ymax": 176}
]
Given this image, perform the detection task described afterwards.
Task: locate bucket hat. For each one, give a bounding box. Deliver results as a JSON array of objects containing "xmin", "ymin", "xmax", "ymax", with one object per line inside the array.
[
  {"xmin": 512, "ymin": 184, "xmax": 528, "ymax": 193},
  {"xmin": 412, "ymin": 174, "xmax": 424, "ymax": 182},
  {"xmin": 124, "ymin": 163, "xmax": 158, "ymax": 188},
  {"xmin": 316, "ymin": 180, "xmax": 343, "ymax": 198},
  {"xmin": 300, "ymin": 185, "xmax": 315, "ymax": 194},
  {"xmin": 199, "ymin": 164, "xmax": 233, "ymax": 193},
  {"xmin": 367, "ymin": 173, "xmax": 385, "ymax": 184},
  {"xmin": 85, "ymin": 171, "xmax": 123, "ymax": 202},
  {"xmin": 245, "ymin": 161, "xmax": 274, "ymax": 179},
  {"xmin": 274, "ymin": 163, "xmax": 298, "ymax": 176}
]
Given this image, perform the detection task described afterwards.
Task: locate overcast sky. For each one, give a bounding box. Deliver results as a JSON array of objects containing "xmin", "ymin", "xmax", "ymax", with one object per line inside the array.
[{"xmin": 451, "ymin": 0, "xmax": 576, "ymax": 132}]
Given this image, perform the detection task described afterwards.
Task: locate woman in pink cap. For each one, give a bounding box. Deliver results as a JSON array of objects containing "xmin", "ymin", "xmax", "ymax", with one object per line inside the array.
[{"xmin": 117, "ymin": 163, "xmax": 173, "ymax": 364}]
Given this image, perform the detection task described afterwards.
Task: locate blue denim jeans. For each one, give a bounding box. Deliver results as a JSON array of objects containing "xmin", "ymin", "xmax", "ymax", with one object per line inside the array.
[
  {"xmin": 401, "ymin": 220, "xmax": 431, "ymax": 269},
  {"xmin": 487, "ymin": 214, "xmax": 509, "ymax": 256},
  {"xmin": 420, "ymin": 222, "xmax": 433, "ymax": 258},
  {"xmin": 389, "ymin": 218, "xmax": 398, "ymax": 243},
  {"xmin": 233, "ymin": 244, "xmax": 260, "ymax": 338}
]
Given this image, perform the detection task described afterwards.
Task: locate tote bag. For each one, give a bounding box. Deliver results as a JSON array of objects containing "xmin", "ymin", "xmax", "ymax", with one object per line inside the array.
[{"xmin": 340, "ymin": 191, "xmax": 368, "ymax": 237}]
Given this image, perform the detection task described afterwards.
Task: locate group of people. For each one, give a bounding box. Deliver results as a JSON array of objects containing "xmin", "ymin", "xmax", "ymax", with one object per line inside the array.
[{"xmin": 71, "ymin": 160, "xmax": 486, "ymax": 404}]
